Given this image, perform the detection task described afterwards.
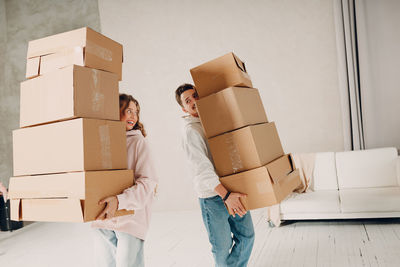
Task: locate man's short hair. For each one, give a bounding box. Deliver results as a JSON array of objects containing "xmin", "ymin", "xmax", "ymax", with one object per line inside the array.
[{"xmin": 175, "ymin": 83, "xmax": 195, "ymax": 107}]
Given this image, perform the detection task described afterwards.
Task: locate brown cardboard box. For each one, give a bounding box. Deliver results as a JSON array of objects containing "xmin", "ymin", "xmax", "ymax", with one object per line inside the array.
[
  {"xmin": 20, "ymin": 65, "xmax": 119, "ymax": 128},
  {"xmin": 197, "ymin": 87, "xmax": 268, "ymax": 138},
  {"xmin": 26, "ymin": 27, "xmax": 123, "ymax": 80},
  {"xmin": 219, "ymin": 155, "xmax": 301, "ymax": 210},
  {"xmin": 13, "ymin": 118, "xmax": 127, "ymax": 176},
  {"xmin": 9, "ymin": 169, "xmax": 134, "ymax": 222},
  {"xmin": 190, "ymin": 52, "xmax": 253, "ymax": 98},
  {"xmin": 208, "ymin": 122, "xmax": 284, "ymax": 177}
]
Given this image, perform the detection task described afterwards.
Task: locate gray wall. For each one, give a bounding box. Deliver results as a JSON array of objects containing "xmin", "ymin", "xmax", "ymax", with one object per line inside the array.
[
  {"xmin": 0, "ymin": 0, "xmax": 10, "ymax": 187},
  {"xmin": 0, "ymin": 0, "xmax": 101, "ymax": 186}
]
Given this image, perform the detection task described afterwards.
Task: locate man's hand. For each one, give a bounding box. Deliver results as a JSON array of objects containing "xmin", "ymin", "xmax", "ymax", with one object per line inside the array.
[
  {"xmin": 225, "ymin": 192, "xmax": 247, "ymax": 217},
  {"xmin": 214, "ymin": 183, "xmax": 247, "ymax": 217},
  {"xmin": 96, "ymin": 196, "xmax": 119, "ymax": 220}
]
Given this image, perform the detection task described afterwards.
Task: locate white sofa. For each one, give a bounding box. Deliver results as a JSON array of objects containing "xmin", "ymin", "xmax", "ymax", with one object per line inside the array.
[{"xmin": 280, "ymin": 147, "xmax": 400, "ymax": 220}]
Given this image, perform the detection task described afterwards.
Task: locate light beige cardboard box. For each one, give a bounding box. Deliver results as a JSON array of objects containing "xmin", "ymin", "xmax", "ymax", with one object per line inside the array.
[
  {"xmin": 220, "ymin": 154, "xmax": 301, "ymax": 211},
  {"xmin": 197, "ymin": 87, "xmax": 268, "ymax": 138},
  {"xmin": 26, "ymin": 27, "xmax": 123, "ymax": 80},
  {"xmin": 208, "ymin": 122, "xmax": 284, "ymax": 177},
  {"xmin": 20, "ymin": 65, "xmax": 119, "ymax": 128},
  {"xmin": 190, "ymin": 52, "xmax": 253, "ymax": 98},
  {"xmin": 9, "ymin": 170, "xmax": 134, "ymax": 222},
  {"xmin": 13, "ymin": 118, "xmax": 127, "ymax": 176}
]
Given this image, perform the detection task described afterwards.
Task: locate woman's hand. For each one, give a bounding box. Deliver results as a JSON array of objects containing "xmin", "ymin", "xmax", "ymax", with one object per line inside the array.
[
  {"xmin": 96, "ymin": 196, "xmax": 119, "ymax": 220},
  {"xmin": 225, "ymin": 192, "xmax": 247, "ymax": 217}
]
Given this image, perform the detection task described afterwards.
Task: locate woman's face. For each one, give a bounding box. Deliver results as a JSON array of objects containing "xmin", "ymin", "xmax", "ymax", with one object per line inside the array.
[{"xmin": 120, "ymin": 101, "xmax": 138, "ymax": 131}]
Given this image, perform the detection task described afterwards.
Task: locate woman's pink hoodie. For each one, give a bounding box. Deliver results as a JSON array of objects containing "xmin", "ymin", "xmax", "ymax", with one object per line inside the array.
[{"xmin": 92, "ymin": 129, "xmax": 158, "ymax": 240}]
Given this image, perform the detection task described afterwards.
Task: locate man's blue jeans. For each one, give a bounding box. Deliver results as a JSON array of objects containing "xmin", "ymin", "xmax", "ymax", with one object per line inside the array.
[{"xmin": 199, "ymin": 195, "xmax": 255, "ymax": 267}]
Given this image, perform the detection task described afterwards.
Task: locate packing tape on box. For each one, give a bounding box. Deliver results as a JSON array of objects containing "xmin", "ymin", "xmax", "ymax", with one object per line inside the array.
[
  {"xmin": 225, "ymin": 135, "xmax": 243, "ymax": 173},
  {"xmin": 99, "ymin": 125, "xmax": 112, "ymax": 169},
  {"xmin": 91, "ymin": 69, "xmax": 105, "ymax": 112},
  {"xmin": 86, "ymin": 40, "xmax": 113, "ymax": 61}
]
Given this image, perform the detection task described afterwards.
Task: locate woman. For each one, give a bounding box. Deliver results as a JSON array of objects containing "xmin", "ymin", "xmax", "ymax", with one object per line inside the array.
[{"xmin": 92, "ymin": 94, "xmax": 158, "ymax": 267}]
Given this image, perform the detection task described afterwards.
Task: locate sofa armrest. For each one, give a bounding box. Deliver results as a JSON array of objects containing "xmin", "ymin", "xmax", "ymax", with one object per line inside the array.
[{"xmin": 397, "ymin": 156, "xmax": 400, "ymax": 185}]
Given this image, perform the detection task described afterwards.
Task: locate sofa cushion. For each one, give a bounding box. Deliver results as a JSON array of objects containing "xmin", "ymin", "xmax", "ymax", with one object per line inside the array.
[
  {"xmin": 280, "ymin": 190, "xmax": 340, "ymax": 214},
  {"xmin": 312, "ymin": 152, "xmax": 338, "ymax": 190},
  {"xmin": 340, "ymin": 187, "xmax": 400, "ymax": 213},
  {"xmin": 336, "ymin": 147, "xmax": 398, "ymax": 189}
]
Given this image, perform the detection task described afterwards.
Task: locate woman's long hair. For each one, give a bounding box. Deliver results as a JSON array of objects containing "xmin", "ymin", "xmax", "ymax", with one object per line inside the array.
[{"xmin": 119, "ymin": 94, "xmax": 147, "ymax": 137}]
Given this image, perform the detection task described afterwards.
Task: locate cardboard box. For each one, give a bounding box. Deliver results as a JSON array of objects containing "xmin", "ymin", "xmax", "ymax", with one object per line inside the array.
[
  {"xmin": 9, "ymin": 169, "xmax": 134, "ymax": 222},
  {"xmin": 190, "ymin": 52, "xmax": 253, "ymax": 98},
  {"xmin": 20, "ymin": 65, "xmax": 119, "ymax": 128},
  {"xmin": 13, "ymin": 118, "xmax": 127, "ymax": 176},
  {"xmin": 9, "ymin": 170, "xmax": 133, "ymax": 222},
  {"xmin": 197, "ymin": 87, "xmax": 268, "ymax": 138},
  {"xmin": 208, "ymin": 122, "xmax": 284, "ymax": 177},
  {"xmin": 8, "ymin": 170, "xmax": 134, "ymax": 199},
  {"xmin": 220, "ymin": 155, "xmax": 301, "ymax": 210},
  {"xmin": 26, "ymin": 27, "xmax": 123, "ymax": 80}
]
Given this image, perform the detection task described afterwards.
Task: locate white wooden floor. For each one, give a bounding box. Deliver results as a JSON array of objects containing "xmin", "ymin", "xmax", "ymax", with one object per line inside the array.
[{"xmin": 1, "ymin": 210, "xmax": 400, "ymax": 267}]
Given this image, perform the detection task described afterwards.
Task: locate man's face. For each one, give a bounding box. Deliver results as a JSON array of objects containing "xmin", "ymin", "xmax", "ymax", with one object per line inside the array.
[{"xmin": 180, "ymin": 89, "xmax": 199, "ymax": 117}]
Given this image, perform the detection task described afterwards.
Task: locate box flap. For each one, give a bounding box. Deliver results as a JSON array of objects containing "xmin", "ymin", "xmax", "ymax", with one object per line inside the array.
[
  {"xmin": 10, "ymin": 199, "xmax": 21, "ymax": 221},
  {"xmin": 8, "ymin": 172, "xmax": 86, "ymax": 199},
  {"xmin": 276, "ymin": 169, "xmax": 302, "ymax": 202},
  {"xmin": 289, "ymin": 153, "xmax": 296, "ymax": 169},
  {"xmin": 27, "ymin": 27, "xmax": 87, "ymax": 59},
  {"xmin": 25, "ymin": 57, "xmax": 41, "ymax": 79},
  {"xmin": 232, "ymin": 52, "xmax": 247, "ymax": 73},
  {"xmin": 266, "ymin": 155, "xmax": 294, "ymax": 184},
  {"xmin": 20, "ymin": 198, "xmax": 84, "ymax": 222},
  {"xmin": 40, "ymin": 47, "xmax": 85, "ymax": 76}
]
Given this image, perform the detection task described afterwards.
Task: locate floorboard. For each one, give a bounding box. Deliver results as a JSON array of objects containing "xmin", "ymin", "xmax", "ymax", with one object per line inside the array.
[{"xmin": 1, "ymin": 211, "xmax": 400, "ymax": 266}]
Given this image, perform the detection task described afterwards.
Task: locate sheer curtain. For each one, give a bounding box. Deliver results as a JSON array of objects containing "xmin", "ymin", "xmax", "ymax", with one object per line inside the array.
[
  {"xmin": 334, "ymin": 0, "xmax": 400, "ymax": 151},
  {"xmin": 334, "ymin": 0, "xmax": 365, "ymax": 150},
  {"xmin": 356, "ymin": 0, "xmax": 400, "ymax": 150}
]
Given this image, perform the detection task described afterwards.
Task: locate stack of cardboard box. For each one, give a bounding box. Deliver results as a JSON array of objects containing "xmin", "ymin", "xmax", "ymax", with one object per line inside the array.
[
  {"xmin": 190, "ymin": 52, "xmax": 301, "ymax": 211},
  {"xmin": 8, "ymin": 27, "xmax": 134, "ymax": 222}
]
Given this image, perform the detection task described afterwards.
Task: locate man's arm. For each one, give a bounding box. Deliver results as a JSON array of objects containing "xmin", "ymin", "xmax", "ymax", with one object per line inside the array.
[
  {"xmin": 183, "ymin": 127, "xmax": 221, "ymax": 192},
  {"xmin": 184, "ymin": 127, "xmax": 247, "ymax": 217}
]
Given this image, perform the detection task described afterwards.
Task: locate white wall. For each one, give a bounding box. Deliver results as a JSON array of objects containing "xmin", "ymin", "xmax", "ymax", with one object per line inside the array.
[{"xmin": 99, "ymin": 0, "xmax": 344, "ymax": 211}]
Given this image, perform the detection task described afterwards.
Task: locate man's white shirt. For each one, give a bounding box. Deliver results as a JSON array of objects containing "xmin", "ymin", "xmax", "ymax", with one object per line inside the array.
[{"xmin": 181, "ymin": 116, "xmax": 220, "ymax": 198}]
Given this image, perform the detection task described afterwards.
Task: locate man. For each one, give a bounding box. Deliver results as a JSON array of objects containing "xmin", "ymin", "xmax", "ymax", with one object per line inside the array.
[{"xmin": 175, "ymin": 83, "xmax": 255, "ymax": 267}]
